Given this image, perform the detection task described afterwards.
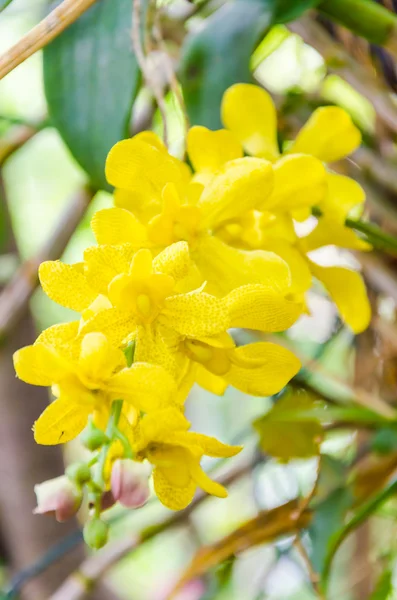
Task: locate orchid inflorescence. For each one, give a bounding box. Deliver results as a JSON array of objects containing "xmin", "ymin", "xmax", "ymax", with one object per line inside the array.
[{"xmin": 13, "ymin": 83, "xmax": 370, "ymax": 548}]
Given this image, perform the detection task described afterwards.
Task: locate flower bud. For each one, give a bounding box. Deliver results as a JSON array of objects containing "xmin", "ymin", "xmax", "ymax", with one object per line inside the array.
[
  {"xmin": 83, "ymin": 518, "xmax": 109, "ymax": 549},
  {"xmin": 66, "ymin": 462, "xmax": 91, "ymax": 485},
  {"xmin": 80, "ymin": 420, "xmax": 109, "ymax": 451},
  {"xmin": 34, "ymin": 475, "xmax": 82, "ymax": 522},
  {"xmin": 111, "ymin": 459, "xmax": 151, "ymax": 508}
]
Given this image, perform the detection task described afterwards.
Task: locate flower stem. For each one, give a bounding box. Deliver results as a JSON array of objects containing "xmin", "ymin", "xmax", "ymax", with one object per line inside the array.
[
  {"xmin": 345, "ymin": 217, "xmax": 397, "ymax": 255},
  {"xmin": 94, "ymin": 399, "xmax": 124, "ymax": 490}
]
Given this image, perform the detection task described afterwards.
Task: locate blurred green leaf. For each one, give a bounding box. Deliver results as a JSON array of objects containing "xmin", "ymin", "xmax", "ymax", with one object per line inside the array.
[
  {"xmin": 43, "ymin": 0, "xmax": 142, "ymax": 191},
  {"xmin": 0, "ymin": 0, "xmax": 13, "ymax": 12},
  {"xmin": 322, "ymin": 476, "xmax": 397, "ymax": 589},
  {"xmin": 370, "ymin": 569, "xmax": 393, "ymax": 600},
  {"xmin": 318, "ymin": 0, "xmax": 397, "ymax": 45},
  {"xmin": 259, "ymin": 0, "xmax": 322, "ymax": 23},
  {"xmin": 372, "ymin": 428, "xmax": 397, "ymax": 454},
  {"xmin": 253, "ymin": 390, "xmax": 323, "ymax": 460},
  {"xmin": 309, "ymin": 486, "xmax": 353, "ymax": 575},
  {"xmin": 179, "ymin": 0, "xmax": 273, "ymax": 128}
]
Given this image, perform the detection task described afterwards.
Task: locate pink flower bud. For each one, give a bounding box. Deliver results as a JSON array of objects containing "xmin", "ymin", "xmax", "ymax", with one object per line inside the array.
[
  {"xmin": 111, "ymin": 459, "xmax": 151, "ymax": 508},
  {"xmin": 34, "ymin": 475, "xmax": 82, "ymax": 522}
]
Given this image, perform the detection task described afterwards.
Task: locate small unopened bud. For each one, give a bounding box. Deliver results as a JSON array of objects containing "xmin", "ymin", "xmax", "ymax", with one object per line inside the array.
[
  {"xmin": 83, "ymin": 518, "xmax": 109, "ymax": 549},
  {"xmin": 111, "ymin": 459, "xmax": 151, "ymax": 508},
  {"xmin": 34, "ymin": 476, "xmax": 82, "ymax": 522},
  {"xmin": 66, "ymin": 462, "xmax": 91, "ymax": 485},
  {"xmin": 80, "ymin": 420, "xmax": 109, "ymax": 451}
]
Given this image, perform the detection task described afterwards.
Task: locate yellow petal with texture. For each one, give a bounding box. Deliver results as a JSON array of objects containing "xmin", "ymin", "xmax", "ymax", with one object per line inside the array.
[
  {"xmin": 114, "ymin": 187, "xmax": 161, "ymax": 224},
  {"xmin": 79, "ymin": 332, "xmax": 126, "ymax": 382},
  {"xmin": 301, "ymin": 219, "xmax": 370, "ymax": 252},
  {"xmin": 138, "ymin": 408, "xmax": 191, "ymax": 447},
  {"xmin": 134, "ymin": 324, "xmax": 180, "ymax": 377},
  {"xmin": 35, "ymin": 321, "xmax": 80, "ymax": 361},
  {"xmin": 226, "ymin": 284, "xmax": 302, "ymax": 332},
  {"xmin": 195, "ymin": 364, "xmax": 228, "ymax": 395},
  {"xmin": 153, "ymin": 466, "xmax": 196, "ymax": 510},
  {"xmin": 227, "ymin": 342, "xmax": 300, "ymax": 396},
  {"xmin": 33, "ymin": 397, "xmax": 91, "ymax": 445},
  {"xmin": 106, "ymin": 138, "xmax": 185, "ymax": 194},
  {"xmin": 14, "ymin": 344, "xmax": 69, "ymax": 386},
  {"xmin": 39, "ymin": 261, "xmax": 96, "ymax": 312},
  {"xmin": 320, "ymin": 173, "xmax": 366, "ymax": 222},
  {"xmin": 195, "ymin": 235, "xmax": 291, "ymax": 295},
  {"xmin": 309, "ymin": 261, "xmax": 371, "ymax": 333},
  {"xmin": 289, "ymin": 106, "xmax": 361, "ymax": 162},
  {"xmin": 152, "ymin": 241, "xmax": 191, "ymax": 281},
  {"xmin": 187, "ymin": 126, "xmax": 243, "ymax": 180},
  {"xmin": 266, "ymin": 154, "xmax": 327, "ymax": 211},
  {"xmin": 174, "ymin": 432, "xmax": 242, "ymax": 458},
  {"xmin": 108, "ymin": 363, "xmax": 176, "ymax": 412},
  {"xmin": 84, "ymin": 244, "xmax": 135, "ymax": 295},
  {"xmin": 161, "ymin": 291, "xmax": 228, "ymax": 338},
  {"xmin": 80, "ymin": 308, "xmax": 137, "ymax": 347},
  {"xmin": 221, "ymin": 83, "xmax": 279, "ymax": 160},
  {"xmin": 189, "ymin": 459, "xmax": 227, "ymax": 498},
  {"xmin": 267, "ymin": 241, "xmax": 312, "ymax": 294},
  {"xmin": 91, "ymin": 208, "xmax": 147, "ymax": 246},
  {"xmin": 198, "ymin": 157, "xmax": 273, "ymax": 229}
]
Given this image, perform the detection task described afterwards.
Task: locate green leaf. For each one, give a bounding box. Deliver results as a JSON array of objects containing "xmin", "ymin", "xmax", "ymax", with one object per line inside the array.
[
  {"xmin": 43, "ymin": 0, "xmax": 142, "ymax": 191},
  {"xmin": 179, "ymin": 0, "xmax": 273, "ymax": 129},
  {"xmin": 253, "ymin": 389, "xmax": 323, "ymax": 460},
  {"xmin": 322, "ymin": 477, "xmax": 397, "ymax": 589},
  {"xmin": 0, "ymin": 0, "xmax": 13, "ymax": 12},
  {"xmin": 259, "ymin": 0, "xmax": 323, "ymax": 23},
  {"xmin": 318, "ymin": 0, "xmax": 397, "ymax": 45},
  {"xmin": 371, "ymin": 428, "xmax": 397, "ymax": 454},
  {"xmin": 310, "ymin": 487, "xmax": 353, "ymax": 575},
  {"xmin": 370, "ymin": 569, "xmax": 393, "ymax": 600}
]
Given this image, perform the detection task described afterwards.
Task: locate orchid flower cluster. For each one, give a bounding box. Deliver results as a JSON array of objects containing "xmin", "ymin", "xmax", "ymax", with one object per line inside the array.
[{"xmin": 13, "ymin": 83, "xmax": 370, "ymax": 548}]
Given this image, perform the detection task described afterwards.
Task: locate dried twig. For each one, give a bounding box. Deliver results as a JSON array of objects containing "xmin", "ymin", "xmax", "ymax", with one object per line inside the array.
[
  {"xmin": 153, "ymin": 11, "xmax": 190, "ymax": 143},
  {"xmin": 0, "ymin": 0, "xmax": 98, "ymax": 81},
  {"xmin": 294, "ymin": 535, "xmax": 325, "ymax": 600},
  {"xmin": 0, "ymin": 186, "xmax": 95, "ymax": 342},
  {"xmin": 132, "ymin": 0, "xmax": 169, "ymax": 146},
  {"xmin": 49, "ymin": 456, "xmax": 258, "ymax": 600},
  {"xmin": 289, "ymin": 16, "xmax": 397, "ymax": 135},
  {"xmin": 0, "ymin": 124, "xmax": 39, "ymax": 166}
]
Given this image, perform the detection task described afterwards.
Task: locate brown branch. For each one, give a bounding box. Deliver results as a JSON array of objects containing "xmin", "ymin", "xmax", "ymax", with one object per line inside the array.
[
  {"xmin": 289, "ymin": 16, "xmax": 397, "ymax": 135},
  {"xmin": 294, "ymin": 536, "xmax": 325, "ymax": 600},
  {"xmin": 0, "ymin": 0, "xmax": 98, "ymax": 81},
  {"xmin": 49, "ymin": 456, "xmax": 258, "ymax": 600},
  {"xmin": 0, "ymin": 124, "xmax": 38, "ymax": 166},
  {"xmin": 0, "ymin": 186, "xmax": 95, "ymax": 342}
]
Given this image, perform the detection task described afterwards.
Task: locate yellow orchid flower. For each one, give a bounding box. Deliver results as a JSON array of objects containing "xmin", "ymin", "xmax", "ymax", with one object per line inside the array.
[
  {"xmin": 13, "ymin": 331, "xmax": 175, "ymax": 445},
  {"xmin": 134, "ymin": 408, "xmax": 242, "ymax": 510},
  {"xmin": 186, "ymin": 124, "xmax": 328, "ymax": 216},
  {"xmin": 225, "ymin": 211, "xmax": 370, "ymax": 333},
  {"xmin": 104, "ymin": 131, "xmax": 296, "ymax": 296},
  {"xmin": 221, "ymin": 83, "xmax": 366, "ymax": 222},
  {"xmin": 39, "ymin": 240, "xmax": 301, "ymax": 379},
  {"xmin": 108, "ymin": 131, "xmax": 192, "ymax": 224},
  {"xmin": 180, "ymin": 332, "xmax": 301, "ymax": 397}
]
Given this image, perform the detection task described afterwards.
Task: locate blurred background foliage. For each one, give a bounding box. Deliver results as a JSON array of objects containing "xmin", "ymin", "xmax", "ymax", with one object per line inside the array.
[{"xmin": 3, "ymin": 0, "xmax": 397, "ymax": 599}]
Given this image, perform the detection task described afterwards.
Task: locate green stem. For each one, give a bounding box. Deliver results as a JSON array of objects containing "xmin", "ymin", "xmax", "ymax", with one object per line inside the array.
[
  {"xmin": 322, "ymin": 477, "xmax": 397, "ymax": 589},
  {"xmin": 345, "ymin": 217, "xmax": 397, "ymax": 255},
  {"xmin": 318, "ymin": 0, "xmax": 397, "ymax": 45},
  {"xmin": 94, "ymin": 399, "xmax": 124, "ymax": 489}
]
